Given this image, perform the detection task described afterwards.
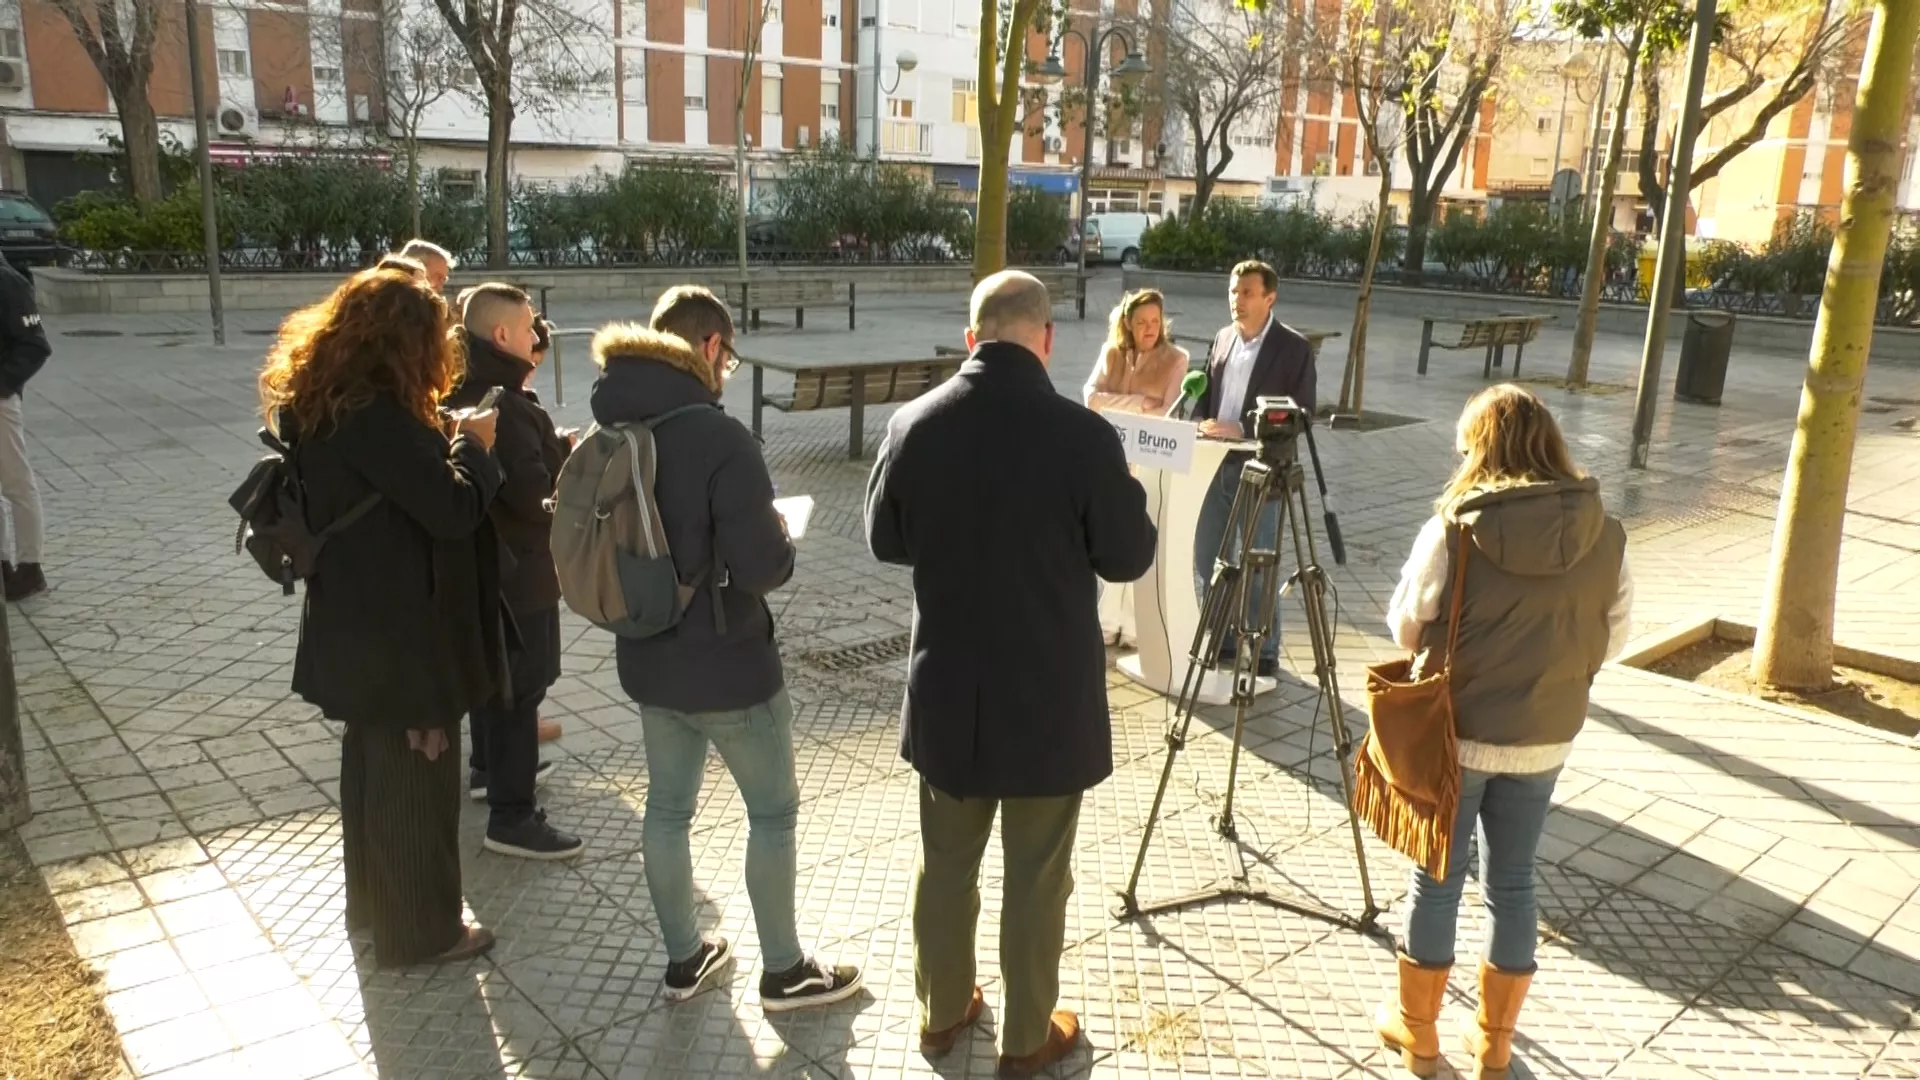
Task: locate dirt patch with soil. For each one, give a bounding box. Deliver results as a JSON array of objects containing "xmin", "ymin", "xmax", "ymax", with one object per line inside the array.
[
  {"xmin": 0, "ymin": 830, "xmax": 124, "ymax": 1079},
  {"xmin": 1649, "ymin": 637, "xmax": 1920, "ymax": 739}
]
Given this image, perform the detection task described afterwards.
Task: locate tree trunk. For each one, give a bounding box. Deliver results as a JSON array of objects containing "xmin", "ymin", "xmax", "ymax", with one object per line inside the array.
[
  {"xmin": 119, "ymin": 92, "xmax": 164, "ymax": 205},
  {"xmin": 1567, "ymin": 37, "xmax": 1642, "ymax": 389},
  {"xmin": 1637, "ymin": 57, "xmax": 1665, "ymax": 234},
  {"xmin": 973, "ymin": 135, "xmax": 1011, "ymax": 279},
  {"xmin": 1187, "ymin": 127, "xmax": 1216, "ymax": 220},
  {"xmin": 1402, "ymin": 185, "xmax": 1435, "ymax": 273},
  {"xmin": 405, "ymin": 133, "xmax": 423, "ymax": 239},
  {"xmin": 0, "ymin": 602, "xmax": 24, "ymax": 828},
  {"xmin": 1339, "ymin": 165, "xmax": 1394, "ymax": 417},
  {"xmin": 484, "ymin": 86, "xmax": 514, "ymax": 270},
  {"xmin": 1750, "ymin": 0, "xmax": 1918, "ymax": 690}
]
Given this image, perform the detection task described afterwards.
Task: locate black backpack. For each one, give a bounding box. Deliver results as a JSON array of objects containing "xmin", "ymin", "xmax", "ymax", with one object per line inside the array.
[{"xmin": 229, "ymin": 428, "xmax": 379, "ymax": 595}]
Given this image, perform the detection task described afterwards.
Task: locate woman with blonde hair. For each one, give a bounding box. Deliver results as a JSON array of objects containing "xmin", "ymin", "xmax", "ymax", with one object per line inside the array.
[
  {"xmin": 1376, "ymin": 384, "xmax": 1632, "ymax": 1078},
  {"xmin": 1083, "ymin": 289, "xmax": 1189, "ymax": 415},
  {"xmin": 261, "ymin": 264, "xmax": 507, "ymax": 967}
]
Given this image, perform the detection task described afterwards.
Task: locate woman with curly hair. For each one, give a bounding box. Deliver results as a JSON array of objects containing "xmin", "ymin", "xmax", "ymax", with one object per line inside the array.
[
  {"xmin": 1082, "ymin": 288, "xmax": 1189, "ymax": 416},
  {"xmin": 261, "ymin": 264, "xmax": 506, "ymax": 967}
]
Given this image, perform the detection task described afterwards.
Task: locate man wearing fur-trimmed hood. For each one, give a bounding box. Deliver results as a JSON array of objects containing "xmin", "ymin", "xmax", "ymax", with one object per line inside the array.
[{"xmin": 588, "ymin": 285, "xmax": 863, "ymax": 1013}]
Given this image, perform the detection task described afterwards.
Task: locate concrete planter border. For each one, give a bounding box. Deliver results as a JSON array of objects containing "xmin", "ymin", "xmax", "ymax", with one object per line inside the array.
[{"xmin": 1613, "ymin": 613, "xmax": 1920, "ymax": 750}]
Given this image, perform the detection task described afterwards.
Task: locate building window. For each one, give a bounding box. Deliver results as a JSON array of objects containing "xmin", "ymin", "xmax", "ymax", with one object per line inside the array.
[
  {"xmin": 1536, "ymin": 115, "xmax": 1551, "ymax": 133},
  {"xmin": 887, "ymin": 97, "xmax": 913, "ymax": 119},
  {"xmin": 822, "ymin": 100, "xmax": 840, "ymax": 122},
  {"xmin": 313, "ymin": 64, "xmax": 342, "ymax": 83},
  {"xmin": 685, "ymin": 55, "xmax": 707, "ymax": 109},
  {"xmin": 622, "ymin": 0, "xmax": 647, "ymax": 39},
  {"xmin": 218, "ymin": 49, "xmax": 249, "ymax": 76},
  {"xmin": 0, "ymin": 29, "xmax": 21, "ymax": 59},
  {"xmin": 823, "ymin": 10, "xmax": 837, "ymax": 25},
  {"xmin": 687, "ymin": 0, "xmax": 706, "ymax": 10},
  {"xmin": 951, "ymin": 78, "xmax": 977, "ymax": 124},
  {"xmin": 763, "ymin": 74, "xmax": 782, "ymax": 114},
  {"xmin": 623, "ymin": 50, "xmax": 646, "ymax": 104}
]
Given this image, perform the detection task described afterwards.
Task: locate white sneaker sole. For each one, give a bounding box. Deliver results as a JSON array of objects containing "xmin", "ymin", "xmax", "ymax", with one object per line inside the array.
[
  {"xmin": 761, "ymin": 969, "xmax": 865, "ymax": 1013},
  {"xmin": 662, "ymin": 945, "xmax": 735, "ymax": 1003},
  {"xmin": 481, "ymin": 835, "xmax": 585, "ymax": 860}
]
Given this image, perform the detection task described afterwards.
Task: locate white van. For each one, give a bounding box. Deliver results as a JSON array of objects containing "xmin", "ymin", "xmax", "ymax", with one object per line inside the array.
[{"xmin": 1084, "ymin": 212, "xmax": 1156, "ymax": 267}]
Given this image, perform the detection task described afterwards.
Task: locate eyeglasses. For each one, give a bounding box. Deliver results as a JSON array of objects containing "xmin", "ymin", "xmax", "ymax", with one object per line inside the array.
[{"xmin": 714, "ymin": 336, "xmax": 741, "ymax": 377}]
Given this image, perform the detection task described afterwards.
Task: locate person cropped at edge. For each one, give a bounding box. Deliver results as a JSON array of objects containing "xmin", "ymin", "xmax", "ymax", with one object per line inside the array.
[
  {"xmin": 1189, "ymin": 259, "xmax": 1317, "ymax": 675},
  {"xmin": 1374, "ymin": 384, "xmax": 1632, "ymax": 1079},
  {"xmin": 261, "ymin": 264, "xmax": 507, "ymax": 968},
  {"xmin": 0, "ymin": 252, "xmax": 50, "ymax": 600},
  {"xmin": 865, "ymin": 270, "xmax": 1157, "ymax": 1075},
  {"xmin": 590, "ymin": 284, "xmax": 863, "ymax": 1013}
]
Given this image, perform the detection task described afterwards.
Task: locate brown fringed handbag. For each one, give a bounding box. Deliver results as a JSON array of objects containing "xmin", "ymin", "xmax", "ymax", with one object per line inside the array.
[{"xmin": 1351, "ymin": 524, "xmax": 1471, "ymax": 878}]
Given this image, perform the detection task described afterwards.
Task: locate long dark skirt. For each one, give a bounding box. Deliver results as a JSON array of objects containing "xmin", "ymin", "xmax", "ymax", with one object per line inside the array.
[{"xmin": 340, "ymin": 722, "xmax": 465, "ymax": 967}]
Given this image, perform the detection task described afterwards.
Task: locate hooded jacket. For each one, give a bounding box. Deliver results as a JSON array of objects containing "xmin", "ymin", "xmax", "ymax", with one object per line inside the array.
[
  {"xmin": 0, "ymin": 259, "xmax": 49, "ymax": 398},
  {"xmin": 447, "ymin": 331, "xmax": 571, "ymax": 612},
  {"xmin": 588, "ymin": 324, "xmax": 794, "ymax": 714},
  {"xmin": 1389, "ymin": 478, "xmax": 1630, "ymax": 774}
]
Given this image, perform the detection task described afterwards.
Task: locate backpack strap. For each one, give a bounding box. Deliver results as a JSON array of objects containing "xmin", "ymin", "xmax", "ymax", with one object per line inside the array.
[{"xmin": 319, "ymin": 492, "xmax": 383, "ymax": 538}]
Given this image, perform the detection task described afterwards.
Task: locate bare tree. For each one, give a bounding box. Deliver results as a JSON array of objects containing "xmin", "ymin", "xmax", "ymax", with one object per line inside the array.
[
  {"xmin": 1397, "ymin": 0, "xmax": 1525, "ymax": 274},
  {"xmin": 350, "ymin": 0, "xmax": 466, "ymax": 237},
  {"xmin": 48, "ymin": 0, "xmax": 165, "ymax": 204},
  {"xmin": 973, "ymin": 0, "xmax": 1050, "ymax": 278},
  {"xmin": 735, "ymin": 0, "xmax": 776, "ymax": 273},
  {"xmin": 432, "ymin": 0, "xmax": 611, "ymax": 267},
  {"xmin": 1126, "ymin": 0, "xmax": 1288, "ymax": 220},
  {"xmin": 1636, "ymin": 0, "xmax": 1867, "ymax": 233}
]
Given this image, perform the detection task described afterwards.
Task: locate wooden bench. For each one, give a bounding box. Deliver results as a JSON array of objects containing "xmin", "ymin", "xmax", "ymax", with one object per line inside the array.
[
  {"xmin": 747, "ymin": 353, "xmax": 963, "ymax": 458},
  {"xmin": 1020, "ymin": 266, "xmax": 1089, "ymax": 320},
  {"xmin": 1415, "ymin": 314, "xmax": 1550, "ymax": 378},
  {"xmin": 725, "ymin": 278, "xmax": 857, "ymax": 332}
]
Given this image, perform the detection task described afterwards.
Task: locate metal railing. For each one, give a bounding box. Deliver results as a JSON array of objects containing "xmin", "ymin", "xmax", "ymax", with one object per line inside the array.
[{"xmin": 60, "ymin": 243, "xmax": 973, "ymax": 275}]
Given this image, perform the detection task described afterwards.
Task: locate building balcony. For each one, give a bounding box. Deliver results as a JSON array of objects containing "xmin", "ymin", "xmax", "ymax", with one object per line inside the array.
[{"xmin": 884, "ymin": 119, "xmax": 932, "ymax": 156}]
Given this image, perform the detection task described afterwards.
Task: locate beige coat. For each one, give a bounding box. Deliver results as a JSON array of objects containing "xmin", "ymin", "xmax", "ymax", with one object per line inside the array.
[{"xmin": 1082, "ymin": 342, "xmax": 1190, "ymax": 415}]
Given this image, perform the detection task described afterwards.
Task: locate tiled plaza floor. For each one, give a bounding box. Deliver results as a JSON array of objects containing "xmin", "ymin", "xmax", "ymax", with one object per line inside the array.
[{"xmin": 5, "ymin": 275, "xmax": 1920, "ymax": 1078}]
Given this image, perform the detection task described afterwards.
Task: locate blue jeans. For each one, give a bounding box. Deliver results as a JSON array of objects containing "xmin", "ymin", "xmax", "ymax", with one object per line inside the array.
[
  {"xmin": 1192, "ymin": 454, "xmax": 1282, "ymax": 662},
  {"xmin": 1402, "ymin": 767, "xmax": 1562, "ymax": 972},
  {"xmin": 641, "ymin": 689, "xmax": 803, "ymax": 973}
]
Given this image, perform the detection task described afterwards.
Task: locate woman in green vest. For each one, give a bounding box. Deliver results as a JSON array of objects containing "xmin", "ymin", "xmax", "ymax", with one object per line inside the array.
[{"xmin": 1376, "ymin": 384, "xmax": 1634, "ymax": 1078}]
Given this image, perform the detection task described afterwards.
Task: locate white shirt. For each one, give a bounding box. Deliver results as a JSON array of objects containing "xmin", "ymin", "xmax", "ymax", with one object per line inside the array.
[
  {"xmin": 1384, "ymin": 513, "xmax": 1635, "ymax": 775},
  {"xmin": 1215, "ymin": 316, "xmax": 1272, "ymax": 427}
]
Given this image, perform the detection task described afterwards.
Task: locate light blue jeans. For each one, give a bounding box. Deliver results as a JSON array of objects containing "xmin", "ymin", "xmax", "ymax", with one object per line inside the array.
[
  {"xmin": 1402, "ymin": 767, "xmax": 1562, "ymax": 973},
  {"xmin": 1192, "ymin": 453, "xmax": 1282, "ymax": 662},
  {"xmin": 641, "ymin": 689, "xmax": 804, "ymax": 973}
]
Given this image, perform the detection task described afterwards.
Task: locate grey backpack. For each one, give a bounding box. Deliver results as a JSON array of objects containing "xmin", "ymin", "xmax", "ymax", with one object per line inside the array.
[{"xmin": 550, "ymin": 404, "xmax": 716, "ymax": 638}]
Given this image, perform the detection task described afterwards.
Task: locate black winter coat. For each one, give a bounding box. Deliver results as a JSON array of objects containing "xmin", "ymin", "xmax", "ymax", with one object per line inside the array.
[
  {"xmin": 865, "ymin": 342, "xmax": 1158, "ymax": 799},
  {"xmin": 447, "ymin": 333, "xmax": 570, "ymax": 612},
  {"xmin": 0, "ymin": 260, "xmax": 49, "ymax": 398},
  {"xmin": 588, "ymin": 324, "xmax": 795, "ymax": 714},
  {"xmin": 286, "ymin": 392, "xmax": 507, "ymax": 730}
]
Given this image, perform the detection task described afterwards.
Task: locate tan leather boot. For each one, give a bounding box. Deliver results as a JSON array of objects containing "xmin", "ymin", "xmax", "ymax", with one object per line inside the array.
[
  {"xmin": 1374, "ymin": 953, "xmax": 1451, "ymax": 1077},
  {"xmin": 1466, "ymin": 962, "xmax": 1535, "ymax": 1078}
]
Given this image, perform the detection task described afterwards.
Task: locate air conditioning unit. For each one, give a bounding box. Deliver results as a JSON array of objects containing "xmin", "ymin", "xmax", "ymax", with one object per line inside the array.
[
  {"xmin": 217, "ymin": 100, "xmax": 258, "ymax": 136},
  {"xmin": 1043, "ymin": 135, "xmax": 1064, "ymax": 153},
  {"xmin": 797, "ymin": 124, "xmax": 810, "ymax": 147},
  {"xmin": 0, "ymin": 61, "xmax": 22, "ymax": 90}
]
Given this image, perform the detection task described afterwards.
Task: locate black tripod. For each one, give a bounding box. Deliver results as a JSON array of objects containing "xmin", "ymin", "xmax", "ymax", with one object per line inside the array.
[{"xmin": 1116, "ymin": 425, "xmax": 1384, "ymax": 934}]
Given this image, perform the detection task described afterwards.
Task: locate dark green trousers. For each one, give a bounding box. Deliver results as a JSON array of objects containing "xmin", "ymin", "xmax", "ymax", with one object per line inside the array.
[
  {"xmin": 911, "ymin": 778, "xmax": 1082, "ymax": 1057},
  {"xmin": 340, "ymin": 723, "xmax": 465, "ymax": 967}
]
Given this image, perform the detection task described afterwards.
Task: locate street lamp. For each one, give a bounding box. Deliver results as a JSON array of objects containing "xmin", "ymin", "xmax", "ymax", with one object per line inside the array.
[
  {"xmin": 1036, "ymin": 27, "xmax": 1150, "ymax": 278},
  {"xmin": 869, "ymin": 47, "xmax": 919, "ymax": 163},
  {"xmin": 1549, "ymin": 52, "xmax": 1596, "ymax": 220}
]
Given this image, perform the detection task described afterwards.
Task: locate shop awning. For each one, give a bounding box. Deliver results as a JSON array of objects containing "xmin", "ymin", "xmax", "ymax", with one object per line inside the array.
[{"xmin": 1011, "ymin": 170, "xmax": 1078, "ymax": 195}]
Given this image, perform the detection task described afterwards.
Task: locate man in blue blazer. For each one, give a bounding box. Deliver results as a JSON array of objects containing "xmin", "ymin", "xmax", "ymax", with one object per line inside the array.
[{"xmin": 1191, "ymin": 260, "xmax": 1318, "ymax": 675}]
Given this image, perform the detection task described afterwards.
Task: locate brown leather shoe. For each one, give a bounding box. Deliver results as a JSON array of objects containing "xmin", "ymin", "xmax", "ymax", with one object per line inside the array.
[
  {"xmin": 920, "ymin": 985, "xmax": 985, "ymax": 1057},
  {"xmin": 430, "ymin": 925, "xmax": 496, "ymax": 965},
  {"xmin": 537, "ymin": 715, "xmax": 563, "ymax": 743},
  {"xmin": 998, "ymin": 1010, "xmax": 1079, "ymax": 1076}
]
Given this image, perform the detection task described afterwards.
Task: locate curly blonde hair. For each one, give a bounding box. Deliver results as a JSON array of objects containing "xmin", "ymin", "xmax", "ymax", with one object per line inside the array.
[{"xmin": 260, "ymin": 265, "xmax": 461, "ymax": 435}]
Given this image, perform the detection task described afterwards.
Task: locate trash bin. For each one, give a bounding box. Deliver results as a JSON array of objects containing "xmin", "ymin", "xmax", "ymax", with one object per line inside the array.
[{"xmin": 1675, "ymin": 310, "xmax": 1736, "ymax": 405}]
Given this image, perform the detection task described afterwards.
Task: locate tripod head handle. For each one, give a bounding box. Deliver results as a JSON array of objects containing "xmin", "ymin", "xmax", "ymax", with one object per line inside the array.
[{"xmin": 1299, "ymin": 411, "xmax": 1347, "ymax": 566}]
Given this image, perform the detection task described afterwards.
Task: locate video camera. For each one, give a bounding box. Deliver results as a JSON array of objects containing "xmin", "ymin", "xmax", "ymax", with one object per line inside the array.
[{"xmin": 1249, "ymin": 396, "xmax": 1309, "ymax": 463}]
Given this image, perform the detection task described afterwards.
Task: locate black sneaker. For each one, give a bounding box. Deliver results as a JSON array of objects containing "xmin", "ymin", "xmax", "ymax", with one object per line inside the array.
[
  {"xmin": 759, "ymin": 956, "xmax": 864, "ymax": 1013},
  {"xmin": 663, "ymin": 937, "xmax": 734, "ymax": 1003},
  {"xmin": 482, "ymin": 811, "xmax": 584, "ymax": 860},
  {"xmin": 4, "ymin": 562, "xmax": 46, "ymax": 602},
  {"xmin": 469, "ymin": 759, "xmax": 557, "ymax": 801}
]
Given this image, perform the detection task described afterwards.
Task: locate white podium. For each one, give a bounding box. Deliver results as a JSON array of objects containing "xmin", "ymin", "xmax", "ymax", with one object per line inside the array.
[{"xmin": 1097, "ymin": 415, "xmax": 1275, "ymax": 706}]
